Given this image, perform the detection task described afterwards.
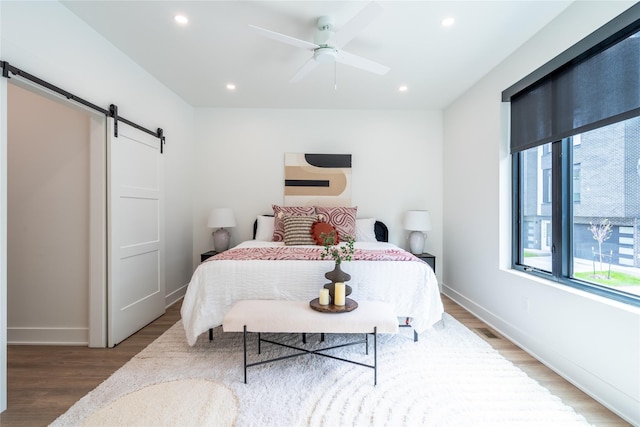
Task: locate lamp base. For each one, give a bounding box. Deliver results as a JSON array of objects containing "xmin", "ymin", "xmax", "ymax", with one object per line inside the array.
[
  {"xmin": 213, "ymin": 228, "xmax": 231, "ymax": 252},
  {"xmin": 408, "ymin": 231, "xmax": 425, "ymax": 254}
]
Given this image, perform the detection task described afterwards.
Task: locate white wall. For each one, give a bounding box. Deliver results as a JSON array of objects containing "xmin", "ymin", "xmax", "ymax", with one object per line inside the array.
[
  {"xmin": 0, "ymin": 11, "xmax": 7, "ymax": 410},
  {"xmin": 193, "ymin": 108, "xmax": 443, "ymax": 271},
  {"xmin": 442, "ymin": 1, "xmax": 640, "ymax": 424},
  {"xmin": 0, "ymin": 0, "xmax": 195, "ymax": 332},
  {"xmin": 7, "ymin": 84, "xmax": 91, "ymax": 344}
]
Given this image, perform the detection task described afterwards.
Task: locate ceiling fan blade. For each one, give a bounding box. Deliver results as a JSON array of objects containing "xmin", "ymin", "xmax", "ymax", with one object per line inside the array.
[
  {"xmin": 289, "ymin": 58, "xmax": 320, "ymax": 83},
  {"xmin": 335, "ymin": 50, "xmax": 389, "ymax": 75},
  {"xmin": 328, "ymin": 2, "xmax": 383, "ymax": 48},
  {"xmin": 249, "ymin": 24, "xmax": 319, "ymax": 51}
]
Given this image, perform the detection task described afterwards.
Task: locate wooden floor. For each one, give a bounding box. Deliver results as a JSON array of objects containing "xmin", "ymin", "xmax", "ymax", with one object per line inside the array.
[{"xmin": 0, "ymin": 295, "xmax": 630, "ymax": 426}]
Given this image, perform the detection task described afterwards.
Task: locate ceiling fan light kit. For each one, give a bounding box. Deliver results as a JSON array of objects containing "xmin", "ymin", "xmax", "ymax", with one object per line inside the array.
[
  {"xmin": 249, "ymin": 2, "xmax": 389, "ymax": 83},
  {"xmin": 314, "ymin": 47, "xmax": 338, "ymax": 64}
]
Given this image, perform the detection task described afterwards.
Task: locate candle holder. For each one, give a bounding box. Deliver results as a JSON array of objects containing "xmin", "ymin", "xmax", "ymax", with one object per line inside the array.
[{"xmin": 309, "ymin": 298, "xmax": 358, "ymax": 313}]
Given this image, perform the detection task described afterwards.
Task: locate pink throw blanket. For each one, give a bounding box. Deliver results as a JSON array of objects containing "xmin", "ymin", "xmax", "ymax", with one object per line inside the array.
[{"xmin": 209, "ymin": 247, "xmax": 421, "ymax": 262}]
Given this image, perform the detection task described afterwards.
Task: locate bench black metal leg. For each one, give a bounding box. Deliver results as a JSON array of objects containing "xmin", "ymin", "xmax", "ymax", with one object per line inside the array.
[
  {"xmin": 374, "ymin": 326, "xmax": 378, "ymax": 386},
  {"xmin": 365, "ymin": 333, "xmax": 369, "ymax": 355},
  {"xmin": 243, "ymin": 325, "xmax": 248, "ymax": 384},
  {"xmin": 209, "ymin": 328, "xmax": 213, "ymax": 341},
  {"xmin": 241, "ymin": 327, "xmax": 380, "ymax": 386}
]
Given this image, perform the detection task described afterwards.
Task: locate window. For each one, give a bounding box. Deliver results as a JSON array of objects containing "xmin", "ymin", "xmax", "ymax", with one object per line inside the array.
[
  {"xmin": 506, "ymin": 9, "xmax": 640, "ymax": 306},
  {"xmin": 516, "ymin": 119, "xmax": 640, "ymax": 302}
]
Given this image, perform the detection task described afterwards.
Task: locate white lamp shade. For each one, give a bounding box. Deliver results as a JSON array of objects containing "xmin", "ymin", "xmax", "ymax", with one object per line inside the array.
[
  {"xmin": 207, "ymin": 208, "xmax": 236, "ymax": 228},
  {"xmin": 404, "ymin": 210, "xmax": 432, "ymax": 231}
]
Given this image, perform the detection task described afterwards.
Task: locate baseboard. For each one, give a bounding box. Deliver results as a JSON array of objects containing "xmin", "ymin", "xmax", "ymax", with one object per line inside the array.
[
  {"xmin": 7, "ymin": 286, "xmax": 186, "ymax": 346},
  {"xmin": 166, "ymin": 284, "xmax": 187, "ymax": 308},
  {"xmin": 441, "ymin": 283, "xmax": 639, "ymax": 426},
  {"xmin": 7, "ymin": 326, "xmax": 88, "ymax": 345}
]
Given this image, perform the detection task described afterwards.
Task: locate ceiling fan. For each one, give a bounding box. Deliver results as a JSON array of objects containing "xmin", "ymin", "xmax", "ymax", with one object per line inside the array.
[{"xmin": 249, "ymin": 2, "xmax": 390, "ymax": 83}]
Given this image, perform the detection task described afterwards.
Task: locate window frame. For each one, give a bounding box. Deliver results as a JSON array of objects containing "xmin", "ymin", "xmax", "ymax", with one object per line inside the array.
[{"xmin": 512, "ymin": 136, "xmax": 640, "ymax": 307}]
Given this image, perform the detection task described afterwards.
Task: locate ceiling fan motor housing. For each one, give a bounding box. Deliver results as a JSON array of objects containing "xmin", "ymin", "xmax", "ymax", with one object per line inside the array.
[
  {"xmin": 314, "ymin": 16, "xmax": 335, "ymax": 46},
  {"xmin": 316, "ymin": 16, "xmax": 334, "ymax": 31}
]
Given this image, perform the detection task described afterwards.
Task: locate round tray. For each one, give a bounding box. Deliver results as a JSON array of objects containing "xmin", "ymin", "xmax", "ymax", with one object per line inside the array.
[{"xmin": 309, "ymin": 298, "xmax": 358, "ymax": 313}]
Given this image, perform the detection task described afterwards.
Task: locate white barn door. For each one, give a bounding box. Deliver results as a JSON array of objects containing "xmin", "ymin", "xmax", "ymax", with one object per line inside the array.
[{"xmin": 107, "ymin": 118, "xmax": 165, "ymax": 347}]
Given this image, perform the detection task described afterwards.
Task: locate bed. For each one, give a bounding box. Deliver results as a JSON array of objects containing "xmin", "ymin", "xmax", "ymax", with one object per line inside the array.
[{"xmin": 180, "ymin": 213, "xmax": 443, "ymax": 346}]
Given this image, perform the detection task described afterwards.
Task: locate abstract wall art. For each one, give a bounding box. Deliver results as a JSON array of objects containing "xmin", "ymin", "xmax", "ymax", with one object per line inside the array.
[{"xmin": 284, "ymin": 153, "xmax": 352, "ymax": 207}]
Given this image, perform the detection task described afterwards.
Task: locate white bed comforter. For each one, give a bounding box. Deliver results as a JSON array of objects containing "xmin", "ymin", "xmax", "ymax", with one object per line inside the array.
[{"xmin": 180, "ymin": 241, "xmax": 443, "ymax": 346}]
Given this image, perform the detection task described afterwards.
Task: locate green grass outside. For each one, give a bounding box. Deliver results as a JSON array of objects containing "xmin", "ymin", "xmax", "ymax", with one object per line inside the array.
[
  {"xmin": 524, "ymin": 250, "xmax": 549, "ymax": 257},
  {"xmin": 574, "ymin": 270, "xmax": 640, "ymax": 287}
]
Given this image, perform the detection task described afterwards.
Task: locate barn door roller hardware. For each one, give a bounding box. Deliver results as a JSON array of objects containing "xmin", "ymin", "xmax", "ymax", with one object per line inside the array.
[
  {"xmin": 109, "ymin": 104, "xmax": 165, "ymax": 153},
  {"xmin": 1, "ymin": 60, "xmax": 166, "ymax": 153}
]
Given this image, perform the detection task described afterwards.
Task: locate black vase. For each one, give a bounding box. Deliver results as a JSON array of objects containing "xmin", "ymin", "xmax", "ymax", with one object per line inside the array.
[
  {"xmin": 324, "ymin": 262, "xmax": 351, "ymax": 283},
  {"xmin": 324, "ymin": 263, "xmax": 352, "ymax": 302}
]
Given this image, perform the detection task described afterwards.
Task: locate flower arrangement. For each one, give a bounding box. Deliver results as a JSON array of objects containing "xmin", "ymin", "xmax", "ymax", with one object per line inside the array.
[{"xmin": 320, "ymin": 230, "xmax": 355, "ymax": 265}]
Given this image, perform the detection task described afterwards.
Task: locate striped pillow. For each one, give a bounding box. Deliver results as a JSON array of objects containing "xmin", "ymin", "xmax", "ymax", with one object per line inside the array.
[
  {"xmin": 272, "ymin": 205, "xmax": 316, "ymax": 242},
  {"xmin": 283, "ymin": 214, "xmax": 318, "ymax": 246}
]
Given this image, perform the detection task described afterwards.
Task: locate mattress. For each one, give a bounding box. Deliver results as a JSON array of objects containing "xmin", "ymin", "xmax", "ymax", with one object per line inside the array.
[{"xmin": 180, "ymin": 240, "xmax": 443, "ymax": 346}]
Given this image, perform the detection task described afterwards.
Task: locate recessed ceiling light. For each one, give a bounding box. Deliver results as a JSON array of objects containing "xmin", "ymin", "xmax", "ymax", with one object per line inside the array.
[
  {"xmin": 226, "ymin": 83, "xmax": 236, "ymax": 91},
  {"xmin": 441, "ymin": 17, "xmax": 455, "ymax": 27},
  {"xmin": 174, "ymin": 15, "xmax": 189, "ymax": 25},
  {"xmin": 399, "ymin": 85, "xmax": 408, "ymax": 92}
]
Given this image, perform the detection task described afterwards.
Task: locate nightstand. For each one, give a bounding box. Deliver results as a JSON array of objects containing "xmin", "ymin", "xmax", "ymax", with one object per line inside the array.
[
  {"xmin": 415, "ymin": 252, "xmax": 436, "ymax": 274},
  {"xmin": 200, "ymin": 250, "xmax": 220, "ymax": 263}
]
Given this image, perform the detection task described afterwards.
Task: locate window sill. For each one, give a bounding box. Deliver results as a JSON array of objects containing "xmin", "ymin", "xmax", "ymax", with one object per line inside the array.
[{"xmin": 505, "ymin": 267, "xmax": 640, "ymax": 314}]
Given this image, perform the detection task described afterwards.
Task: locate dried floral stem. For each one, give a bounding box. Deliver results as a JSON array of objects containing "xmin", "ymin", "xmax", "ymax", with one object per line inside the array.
[{"xmin": 319, "ymin": 230, "xmax": 354, "ymax": 265}]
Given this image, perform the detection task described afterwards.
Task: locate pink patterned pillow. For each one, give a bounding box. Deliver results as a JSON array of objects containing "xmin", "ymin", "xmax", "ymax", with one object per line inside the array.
[
  {"xmin": 315, "ymin": 206, "xmax": 357, "ymax": 239},
  {"xmin": 272, "ymin": 205, "xmax": 316, "ymax": 242}
]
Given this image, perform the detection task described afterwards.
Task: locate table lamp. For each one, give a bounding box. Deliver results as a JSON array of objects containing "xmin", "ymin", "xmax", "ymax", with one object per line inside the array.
[
  {"xmin": 208, "ymin": 208, "xmax": 236, "ymax": 251},
  {"xmin": 404, "ymin": 210, "xmax": 432, "ymax": 254}
]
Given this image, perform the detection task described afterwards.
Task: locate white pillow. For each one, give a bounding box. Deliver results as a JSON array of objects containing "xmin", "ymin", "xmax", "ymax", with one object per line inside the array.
[
  {"xmin": 355, "ymin": 218, "xmax": 377, "ymax": 242},
  {"xmin": 255, "ymin": 215, "xmax": 275, "ymax": 241}
]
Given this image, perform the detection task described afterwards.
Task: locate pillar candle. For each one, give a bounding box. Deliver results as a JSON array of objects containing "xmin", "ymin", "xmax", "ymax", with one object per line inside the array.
[
  {"xmin": 319, "ymin": 288, "xmax": 330, "ymax": 305},
  {"xmin": 334, "ymin": 282, "xmax": 345, "ymax": 306}
]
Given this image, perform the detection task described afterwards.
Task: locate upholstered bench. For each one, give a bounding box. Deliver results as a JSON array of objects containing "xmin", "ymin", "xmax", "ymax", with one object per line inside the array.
[{"xmin": 222, "ymin": 300, "xmax": 398, "ymax": 385}]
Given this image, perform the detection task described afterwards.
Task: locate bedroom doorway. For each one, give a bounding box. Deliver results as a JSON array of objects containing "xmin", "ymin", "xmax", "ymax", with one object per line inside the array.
[{"xmin": 6, "ymin": 81, "xmax": 108, "ymax": 347}]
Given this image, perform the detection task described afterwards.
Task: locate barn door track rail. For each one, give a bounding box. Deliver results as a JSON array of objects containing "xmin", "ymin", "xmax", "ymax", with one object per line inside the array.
[{"xmin": 1, "ymin": 60, "xmax": 166, "ymax": 153}]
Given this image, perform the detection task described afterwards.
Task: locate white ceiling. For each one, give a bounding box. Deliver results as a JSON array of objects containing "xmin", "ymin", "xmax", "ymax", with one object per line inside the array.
[{"xmin": 61, "ymin": 1, "xmax": 573, "ymax": 110}]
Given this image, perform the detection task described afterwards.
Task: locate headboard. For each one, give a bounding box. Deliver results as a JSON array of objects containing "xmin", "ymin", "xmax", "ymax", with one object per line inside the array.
[
  {"xmin": 373, "ymin": 221, "xmax": 389, "ymax": 242},
  {"xmin": 253, "ymin": 215, "xmax": 389, "ymax": 242}
]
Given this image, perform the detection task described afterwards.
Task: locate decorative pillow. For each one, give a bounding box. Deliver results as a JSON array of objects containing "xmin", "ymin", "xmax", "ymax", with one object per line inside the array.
[
  {"xmin": 255, "ymin": 215, "xmax": 275, "ymax": 241},
  {"xmin": 272, "ymin": 205, "xmax": 316, "ymax": 242},
  {"xmin": 315, "ymin": 206, "xmax": 357, "ymax": 239},
  {"xmin": 356, "ymin": 218, "xmax": 378, "ymax": 242},
  {"xmin": 311, "ymin": 221, "xmax": 339, "ymax": 246},
  {"xmin": 283, "ymin": 214, "xmax": 318, "ymax": 246}
]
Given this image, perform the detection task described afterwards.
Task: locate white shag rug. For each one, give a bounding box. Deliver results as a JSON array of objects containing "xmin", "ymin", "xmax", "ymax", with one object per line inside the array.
[{"xmin": 51, "ymin": 314, "xmax": 593, "ymax": 427}]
